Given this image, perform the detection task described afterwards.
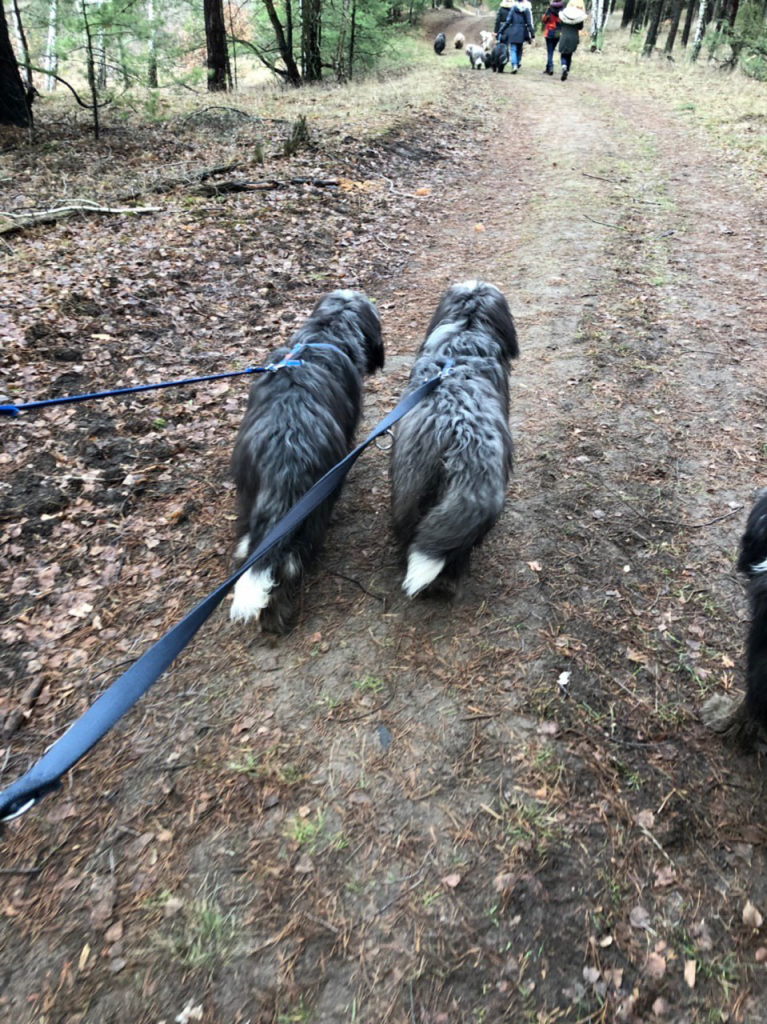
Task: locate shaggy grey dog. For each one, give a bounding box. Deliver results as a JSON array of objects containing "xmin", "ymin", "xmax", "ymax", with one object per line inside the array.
[
  {"xmin": 390, "ymin": 281, "xmax": 518, "ymax": 598},
  {"xmin": 465, "ymin": 43, "xmax": 486, "ymax": 69},
  {"xmin": 434, "ymin": 32, "xmax": 446, "ymax": 55},
  {"xmin": 230, "ymin": 290, "xmax": 384, "ymax": 631}
]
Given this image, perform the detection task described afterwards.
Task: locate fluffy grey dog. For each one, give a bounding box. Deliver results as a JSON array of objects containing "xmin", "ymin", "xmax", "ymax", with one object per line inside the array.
[
  {"xmin": 465, "ymin": 43, "xmax": 486, "ymax": 69},
  {"xmin": 390, "ymin": 281, "xmax": 518, "ymax": 598},
  {"xmin": 230, "ymin": 290, "xmax": 384, "ymax": 631}
]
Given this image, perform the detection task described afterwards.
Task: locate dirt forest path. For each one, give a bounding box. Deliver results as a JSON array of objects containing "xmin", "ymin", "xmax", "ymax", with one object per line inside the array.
[{"xmin": 2, "ymin": 26, "xmax": 767, "ymax": 1024}]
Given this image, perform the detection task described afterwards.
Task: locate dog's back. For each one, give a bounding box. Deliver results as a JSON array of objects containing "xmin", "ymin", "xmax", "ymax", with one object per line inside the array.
[
  {"xmin": 230, "ymin": 291, "xmax": 383, "ymax": 630},
  {"xmin": 391, "ymin": 283, "xmax": 518, "ymax": 598}
]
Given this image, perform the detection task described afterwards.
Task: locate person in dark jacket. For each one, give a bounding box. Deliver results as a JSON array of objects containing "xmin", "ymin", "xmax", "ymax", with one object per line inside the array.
[
  {"xmin": 541, "ymin": 0, "xmax": 565, "ymax": 75},
  {"xmin": 495, "ymin": 0, "xmax": 535, "ymax": 74},
  {"xmin": 557, "ymin": 0, "xmax": 585, "ymax": 80}
]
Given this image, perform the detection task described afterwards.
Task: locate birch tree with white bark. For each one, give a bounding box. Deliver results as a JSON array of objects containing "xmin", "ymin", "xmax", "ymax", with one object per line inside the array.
[
  {"xmin": 44, "ymin": 0, "xmax": 58, "ymax": 92},
  {"xmin": 691, "ymin": 0, "xmax": 710, "ymax": 59},
  {"xmin": 590, "ymin": 0, "xmax": 611, "ymax": 51}
]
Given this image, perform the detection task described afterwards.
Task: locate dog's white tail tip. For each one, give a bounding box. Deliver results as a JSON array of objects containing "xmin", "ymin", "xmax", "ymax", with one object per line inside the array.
[
  {"xmin": 403, "ymin": 550, "xmax": 446, "ymax": 598},
  {"xmin": 230, "ymin": 567, "xmax": 274, "ymax": 623}
]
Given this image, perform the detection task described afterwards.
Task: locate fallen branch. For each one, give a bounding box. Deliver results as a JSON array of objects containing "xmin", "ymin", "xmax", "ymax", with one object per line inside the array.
[
  {"xmin": 0, "ymin": 203, "xmax": 161, "ymax": 236},
  {"xmin": 178, "ymin": 105, "xmax": 253, "ymax": 124},
  {"xmin": 192, "ymin": 177, "xmax": 339, "ymax": 196},
  {"xmin": 115, "ymin": 162, "xmax": 241, "ymax": 203},
  {"xmin": 3, "ymin": 677, "xmax": 45, "ymax": 738}
]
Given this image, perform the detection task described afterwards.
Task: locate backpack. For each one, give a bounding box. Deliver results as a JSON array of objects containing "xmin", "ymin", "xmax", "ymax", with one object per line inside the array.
[{"xmin": 542, "ymin": 11, "xmax": 561, "ymax": 39}]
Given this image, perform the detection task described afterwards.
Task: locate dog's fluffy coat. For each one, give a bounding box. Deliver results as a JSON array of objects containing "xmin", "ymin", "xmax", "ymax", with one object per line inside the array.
[
  {"xmin": 465, "ymin": 43, "xmax": 486, "ymax": 69},
  {"xmin": 390, "ymin": 281, "xmax": 518, "ymax": 598},
  {"xmin": 230, "ymin": 290, "xmax": 383, "ymax": 631},
  {"xmin": 487, "ymin": 42, "xmax": 509, "ymax": 72}
]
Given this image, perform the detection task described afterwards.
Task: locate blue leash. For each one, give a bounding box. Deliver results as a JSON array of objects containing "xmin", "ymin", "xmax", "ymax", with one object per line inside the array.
[
  {"xmin": 0, "ymin": 367, "xmax": 450, "ymax": 825},
  {"xmin": 0, "ymin": 343, "xmax": 350, "ymax": 418}
]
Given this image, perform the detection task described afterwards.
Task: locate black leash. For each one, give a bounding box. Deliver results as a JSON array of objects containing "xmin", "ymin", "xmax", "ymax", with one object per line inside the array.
[{"xmin": 0, "ymin": 367, "xmax": 450, "ymax": 825}]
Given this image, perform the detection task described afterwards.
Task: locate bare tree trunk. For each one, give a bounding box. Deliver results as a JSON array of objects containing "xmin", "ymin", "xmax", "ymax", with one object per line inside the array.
[
  {"xmin": 262, "ymin": 0, "xmax": 302, "ymax": 85},
  {"xmin": 147, "ymin": 0, "xmax": 158, "ymax": 87},
  {"xmin": 622, "ymin": 0, "xmax": 636, "ymax": 27},
  {"xmin": 680, "ymin": 1, "xmax": 697, "ymax": 44},
  {"xmin": 335, "ymin": 0, "xmax": 350, "ymax": 79},
  {"xmin": 348, "ymin": 0, "xmax": 357, "ymax": 76},
  {"xmin": 227, "ymin": 0, "xmax": 238, "ymax": 88},
  {"xmin": 643, "ymin": 0, "xmax": 665, "ymax": 53},
  {"xmin": 81, "ymin": 0, "xmax": 100, "ymax": 137},
  {"xmin": 11, "ymin": 0, "xmax": 33, "ymax": 106},
  {"xmin": 44, "ymin": 0, "xmax": 58, "ymax": 91},
  {"xmin": 690, "ymin": 0, "xmax": 709, "ymax": 58},
  {"xmin": 0, "ymin": 3, "xmax": 30, "ymax": 125},
  {"xmin": 302, "ymin": 0, "xmax": 322, "ymax": 82},
  {"xmin": 664, "ymin": 0, "xmax": 684, "ymax": 51},
  {"xmin": 204, "ymin": 0, "xmax": 230, "ymax": 91},
  {"xmin": 631, "ymin": 0, "xmax": 647, "ymax": 31}
]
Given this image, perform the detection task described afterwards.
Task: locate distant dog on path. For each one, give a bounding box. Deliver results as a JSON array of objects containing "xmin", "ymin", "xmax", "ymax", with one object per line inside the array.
[
  {"xmin": 390, "ymin": 281, "xmax": 518, "ymax": 598},
  {"xmin": 434, "ymin": 33, "xmax": 447, "ymax": 55},
  {"xmin": 703, "ymin": 490, "xmax": 767, "ymax": 747},
  {"xmin": 487, "ymin": 42, "xmax": 510, "ymax": 72},
  {"xmin": 453, "ymin": 32, "xmax": 465, "ymax": 49},
  {"xmin": 230, "ymin": 291, "xmax": 384, "ymax": 631},
  {"xmin": 465, "ymin": 44, "xmax": 486, "ymax": 69}
]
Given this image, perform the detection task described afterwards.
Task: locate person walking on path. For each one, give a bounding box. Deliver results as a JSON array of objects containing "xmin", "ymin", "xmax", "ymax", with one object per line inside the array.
[
  {"xmin": 541, "ymin": 0, "xmax": 565, "ymax": 75},
  {"xmin": 557, "ymin": 0, "xmax": 586, "ymax": 80},
  {"xmin": 495, "ymin": 0, "xmax": 535, "ymax": 74}
]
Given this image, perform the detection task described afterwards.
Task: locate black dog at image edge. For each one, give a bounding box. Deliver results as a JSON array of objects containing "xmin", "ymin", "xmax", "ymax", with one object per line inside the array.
[{"xmin": 703, "ymin": 489, "xmax": 767, "ymax": 747}]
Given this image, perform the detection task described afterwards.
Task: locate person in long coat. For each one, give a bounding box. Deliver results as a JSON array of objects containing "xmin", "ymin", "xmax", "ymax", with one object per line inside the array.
[
  {"xmin": 495, "ymin": 0, "xmax": 535, "ymax": 74},
  {"xmin": 557, "ymin": 0, "xmax": 585, "ymax": 80}
]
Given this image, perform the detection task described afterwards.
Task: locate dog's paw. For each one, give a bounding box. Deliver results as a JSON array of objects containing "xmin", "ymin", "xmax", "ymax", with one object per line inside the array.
[{"xmin": 229, "ymin": 568, "xmax": 274, "ymax": 624}]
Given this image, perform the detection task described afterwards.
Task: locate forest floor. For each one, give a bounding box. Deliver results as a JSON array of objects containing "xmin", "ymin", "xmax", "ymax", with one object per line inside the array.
[{"xmin": 1, "ymin": 11, "xmax": 767, "ymax": 1024}]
